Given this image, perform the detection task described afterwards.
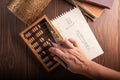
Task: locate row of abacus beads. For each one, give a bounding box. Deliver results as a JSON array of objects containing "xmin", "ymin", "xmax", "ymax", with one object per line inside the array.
[
  {"xmin": 33, "ymin": 40, "xmax": 57, "ymax": 68},
  {"xmin": 26, "ymin": 23, "xmax": 54, "ymax": 43},
  {"xmin": 32, "ymin": 42, "xmax": 55, "ymax": 68},
  {"xmin": 25, "ymin": 23, "xmax": 50, "ymax": 39},
  {"xmin": 28, "ymin": 26, "xmax": 52, "ymax": 44},
  {"xmin": 28, "ymin": 30, "xmax": 44, "ymax": 43},
  {"xmin": 46, "ymin": 59, "xmax": 57, "ymax": 68},
  {"xmin": 32, "ymin": 37, "xmax": 50, "ymax": 48},
  {"xmin": 35, "ymin": 39, "xmax": 56, "ymax": 67},
  {"xmin": 23, "ymin": 22, "xmax": 58, "ymax": 69},
  {"xmin": 33, "ymin": 40, "xmax": 51, "ymax": 53},
  {"xmin": 34, "ymin": 44, "xmax": 56, "ymax": 68},
  {"xmin": 25, "ymin": 25, "xmax": 41, "ymax": 38},
  {"xmin": 30, "ymin": 28, "xmax": 53, "ymax": 45},
  {"xmin": 42, "ymin": 54, "xmax": 55, "ymax": 66}
]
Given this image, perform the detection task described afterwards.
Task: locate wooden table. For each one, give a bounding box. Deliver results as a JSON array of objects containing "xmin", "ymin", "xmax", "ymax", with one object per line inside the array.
[{"xmin": 0, "ymin": 0, "xmax": 120, "ymax": 80}]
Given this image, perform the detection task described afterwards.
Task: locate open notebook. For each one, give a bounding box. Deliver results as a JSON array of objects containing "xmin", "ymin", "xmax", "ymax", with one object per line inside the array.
[{"xmin": 50, "ymin": 8, "xmax": 103, "ymax": 60}]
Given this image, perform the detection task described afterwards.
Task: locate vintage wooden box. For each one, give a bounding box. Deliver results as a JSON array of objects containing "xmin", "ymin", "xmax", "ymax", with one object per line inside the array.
[{"xmin": 20, "ymin": 15, "xmax": 62, "ymax": 72}]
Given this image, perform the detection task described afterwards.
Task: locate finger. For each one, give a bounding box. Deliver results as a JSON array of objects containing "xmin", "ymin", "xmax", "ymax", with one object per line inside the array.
[
  {"xmin": 49, "ymin": 47, "xmax": 67, "ymax": 59},
  {"xmin": 68, "ymin": 38, "xmax": 79, "ymax": 47},
  {"xmin": 50, "ymin": 42, "xmax": 65, "ymax": 50},
  {"xmin": 51, "ymin": 41, "xmax": 71, "ymax": 52},
  {"xmin": 55, "ymin": 44, "xmax": 68, "ymax": 53},
  {"xmin": 54, "ymin": 56, "xmax": 68, "ymax": 69},
  {"xmin": 60, "ymin": 39, "xmax": 74, "ymax": 48},
  {"xmin": 49, "ymin": 43, "xmax": 67, "ymax": 53}
]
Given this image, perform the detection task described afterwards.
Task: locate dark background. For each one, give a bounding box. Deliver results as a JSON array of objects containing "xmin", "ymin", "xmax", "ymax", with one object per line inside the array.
[{"xmin": 0, "ymin": 0, "xmax": 120, "ymax": 80}]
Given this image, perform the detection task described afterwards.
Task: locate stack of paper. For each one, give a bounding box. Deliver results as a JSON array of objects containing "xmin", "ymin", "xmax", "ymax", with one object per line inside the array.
[{"xmin": 65, "ymin": 0, "xmax": 114, "ymax": 21}]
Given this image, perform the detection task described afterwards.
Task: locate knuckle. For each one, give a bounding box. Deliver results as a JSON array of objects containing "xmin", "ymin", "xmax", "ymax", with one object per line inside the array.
[
  {"xmin": 67, "ymin": 49, "xmax": 73, "ymax": 53},
  {"xmin": 62, "ymin": 39, "xmax": 68, "ymax": 44},
  {"xmin": 62, "ymin": 54, "xmax": 68, "ymax": 60},
  {"xmin": 52, "ymin": 48, "xmax": 59, "ymax": 53}
]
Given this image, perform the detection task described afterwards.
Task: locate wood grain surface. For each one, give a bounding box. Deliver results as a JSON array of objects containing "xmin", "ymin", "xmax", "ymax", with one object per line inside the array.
[{"xmin": 0, "ymin": 0, "xmax": 119, "ymax": 80}]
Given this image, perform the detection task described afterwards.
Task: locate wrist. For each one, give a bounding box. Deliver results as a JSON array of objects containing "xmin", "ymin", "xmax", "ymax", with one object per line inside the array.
[
  {"xmin": 82, "ymin": 60, "xmax": 104, "ymax": 79},
  {"xmin": 78, "ymin": 60, "xmax": 95, "ymax": 78},
  {"xmin": 78, "ymin": 59, "xmax": 92, "ymax": 75}
]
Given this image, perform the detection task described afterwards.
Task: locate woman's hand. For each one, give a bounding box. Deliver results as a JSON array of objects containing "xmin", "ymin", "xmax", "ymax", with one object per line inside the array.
[
  {"xmin": 49, "ymin": 38, "xmax": 90, "ymax": 74},
  {"xmin": 49, "ymin": 38, "xmax": 120, "ymax": 80}
]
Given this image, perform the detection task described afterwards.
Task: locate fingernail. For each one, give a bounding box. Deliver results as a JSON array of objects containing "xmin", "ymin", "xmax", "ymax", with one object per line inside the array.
[
  {"xmin": 47, "ymin": 39, "xmax": 55, "ymax": 47},
  {"xmin": 53, "ymin": 57, "xmax": 57, "ymax": 61}
]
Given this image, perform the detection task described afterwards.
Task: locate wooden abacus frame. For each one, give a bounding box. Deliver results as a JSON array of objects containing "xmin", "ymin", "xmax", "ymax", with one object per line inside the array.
[{"xmin": 20, "ymin": 15, "xmax": 62, "ymax": 72}]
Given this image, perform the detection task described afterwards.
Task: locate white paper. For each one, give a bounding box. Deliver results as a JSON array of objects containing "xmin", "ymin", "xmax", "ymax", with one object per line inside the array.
[{"xmin": 51, "ymin": 8, "xmax": 103, "ymax": 60}]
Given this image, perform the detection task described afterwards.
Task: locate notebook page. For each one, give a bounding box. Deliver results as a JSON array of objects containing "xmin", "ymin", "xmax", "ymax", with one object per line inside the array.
[{"xmin": 51, "ymin": 8, "xmax": 103, "ymax": 60}]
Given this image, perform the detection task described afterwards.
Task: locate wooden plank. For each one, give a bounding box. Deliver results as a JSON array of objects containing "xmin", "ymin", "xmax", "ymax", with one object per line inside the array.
[
  {"xmin": 88, "ymin": 0, "xmax": 119, "ymax": 70},
  {"xmin": 0, "ymin": 0, "xmax": 27, "ymax": 79}
]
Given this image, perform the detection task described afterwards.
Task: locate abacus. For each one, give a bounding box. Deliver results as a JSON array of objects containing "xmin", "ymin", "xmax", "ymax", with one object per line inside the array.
[{"xmin": 20, "ymin": 15, "xmax": 62, "ymax": 72}]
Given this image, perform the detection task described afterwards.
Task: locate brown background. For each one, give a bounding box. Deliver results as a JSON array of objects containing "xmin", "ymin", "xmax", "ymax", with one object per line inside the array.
[{"xmin": 0, "ymin": 0, "xmax": 120, "ymax": 80}]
